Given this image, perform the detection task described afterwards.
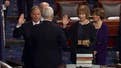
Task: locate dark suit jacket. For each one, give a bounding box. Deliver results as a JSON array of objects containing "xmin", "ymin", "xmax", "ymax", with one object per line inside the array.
[
  {"xmin": 69, "ymin": 22, "xmax": 96, "ymax": 49},
  {"xmin": 68, "ymin": 22, "xmax": 96, "ymax": 64},
  {"xmin": 116, "ymin": 19, "xmax": 121, "ymax": 63},
  {"xmin": 13, "ymin": 21, "xmax": 35, "ymax": 64},
  {"xmin": 31, "ymin": 20, "xmax": 67, "ymax": 68}
]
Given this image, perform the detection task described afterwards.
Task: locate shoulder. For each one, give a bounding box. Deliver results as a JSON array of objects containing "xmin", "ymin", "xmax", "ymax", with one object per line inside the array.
[
  {"xmin": 50, "ymin": 23, "xmax": 65, "ymax": 34},
  {"xmin": 101, "ymin": 22, "xmax": 108, "ymax": 30},
  {"xmin": 23, "ymin": 21, "xmax": 32, "ymax": 26},
  {"xmin": 52, "ymin": 23, "xmax": 63, "ymax": 31},
  {"xmin": 102, "ymin": 22, "xmax": 108, "ymax": 27},
  {"xmin": 88, "ymin": 22, "xmax": 94, "ymax": 26},
  {"xmin": 87, "ymin": 22, "xmax": 95, "ymax": 28},
  {"xmin": 70, "ymin": 21, "xmax": 79, "ymax": 29},
  {"xmin": 21, "ymin": 21, "xmax": 33, "ymax": 28}
]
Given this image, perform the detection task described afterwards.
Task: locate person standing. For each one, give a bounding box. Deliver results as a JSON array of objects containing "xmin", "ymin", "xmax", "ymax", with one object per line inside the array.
[
  {"xmin": 92, "ymin": 8, "xmax": 108, "ymax": 67},
  {"xmin": 13, "ymin": 6, "xmax": 41, "ymax": 68},
  {"xmin": 116, "ymin": 9, "xmax": 121, "ymax": 64},
  {"xmin": 0, "ymin": 0, "xmax": 10, "ymax": 60},
  {"xmin": 30, "ymin": 6, "xmax": 67, "ymax": 68},
  {"xmin": 62, "ymin": 4, "xmax": 96, "ymax": 64}
]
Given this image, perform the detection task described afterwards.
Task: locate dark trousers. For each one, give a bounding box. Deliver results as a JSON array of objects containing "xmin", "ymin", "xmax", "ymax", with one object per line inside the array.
[
  {"xmin": 17, "ymin": 0, "xmax": 33, "ymax": 21},
  {"xmin": 119, "ymin": 52, "xmax": 121, "ymax": 63}
]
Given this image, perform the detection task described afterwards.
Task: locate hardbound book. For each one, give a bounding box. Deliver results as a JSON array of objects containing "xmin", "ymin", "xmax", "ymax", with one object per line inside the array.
[
  {"xmin": 76, "ymin": 60, "xmax": 92, "ymax": 64},
  {"xmin": 77, "ymin": 57, "xmax": 93, "ymax": 61},
  {"xmin": 76, "ymin": 63, "xmax": 92, "ymax": 67},
  {"xmin": 76, "ymin": 54, "xmax": 93, "ymax": 57}
]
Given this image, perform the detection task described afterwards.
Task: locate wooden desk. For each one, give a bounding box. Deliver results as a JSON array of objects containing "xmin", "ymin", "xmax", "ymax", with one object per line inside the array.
[{"xmin": 104, "ymin": 19, "xmax": 120, "ymax": 47}]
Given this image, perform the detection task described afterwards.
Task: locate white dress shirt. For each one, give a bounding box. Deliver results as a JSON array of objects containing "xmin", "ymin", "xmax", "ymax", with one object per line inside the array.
[
  {"xmin": 32, "ymin": 21, "xmax": 40, "ymax": 25},
  {"xmin": 16, "ymin": 21, "xmax": 40, "ymax": 28}
]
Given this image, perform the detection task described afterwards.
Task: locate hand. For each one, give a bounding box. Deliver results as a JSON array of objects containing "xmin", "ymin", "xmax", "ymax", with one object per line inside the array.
[
  {"xmin": 5, "ymin": 0, "xmax": 10, "ymax": 7},
  {"xmin": 93, "ymin": 51, "xmax": 97, "ymax": 58},
  {"xmin": 18, "ymin": 13, "xmax": 25, "ymax": 26},
  {"xmin": 116, "ymin": 51, "xmax": 119, "ymax": 60},
  {"xmin": 62, "ymin": 14, "xmax": 70, "ymax": 26},
  {"xmin": 82, "ymin": 40, "xmax": 90, "ymax": 47},
  {"xmin": 58, "ymin": 64, "xmax": 65, "ymax": 68}
]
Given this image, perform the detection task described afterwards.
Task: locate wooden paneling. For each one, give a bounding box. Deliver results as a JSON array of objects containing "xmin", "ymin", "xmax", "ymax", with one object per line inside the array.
[
  {"xmin": 104, "ymin": 19, "xmax": 120, "ymax": 47},
  {"xmin": 104, "ymin": 19, "xmax": 120, "ymax": 36},
  {"xmin": 55, "ymin": 0, "xmax": 87, "ymax": 18},
  {"xmin": 98, "ymin": 0, "xmax": 121, "ymax": 7},
  {"xmin": 55, "ymin": 0, "xmax": 120, "ymax": 47}
]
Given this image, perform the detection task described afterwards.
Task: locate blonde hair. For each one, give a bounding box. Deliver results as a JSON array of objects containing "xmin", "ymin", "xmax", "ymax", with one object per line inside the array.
[
  {"xmin": 31, "ymin": 5, "xmax": 40, "ymax": 13},
  {"xmin": 77, "ymin": 4, "xmax": 90, "ymax": 18}
]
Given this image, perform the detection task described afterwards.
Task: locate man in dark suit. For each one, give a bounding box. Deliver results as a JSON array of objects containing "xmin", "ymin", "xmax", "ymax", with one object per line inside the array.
[
  {"xmin": 116, "ymin": 12, "xmax": 121, "ymax": 64},
  {"xmin": 31, "ymin": 6, "xmax": 67, "ymax": 68},
  {"xmin": 119, "ymin": 19, "xmax": 121, "ymax": 64},
  {"xmin": 13, "ymin": 6, "xmax": 41, "ymax": 68},
  {"xmin": 0, "ymin": 0, "xmax": 10, "ymax": 60}
]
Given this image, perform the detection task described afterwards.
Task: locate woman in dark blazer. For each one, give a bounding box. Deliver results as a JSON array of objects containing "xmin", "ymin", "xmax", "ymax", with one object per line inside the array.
[
  {"xmin": 92, "ymin": 8, "xmax": 108, "ymax": 67},
  {"xmin": 62, "ymin": 4, "xmax": 96, "ymax": 64}
]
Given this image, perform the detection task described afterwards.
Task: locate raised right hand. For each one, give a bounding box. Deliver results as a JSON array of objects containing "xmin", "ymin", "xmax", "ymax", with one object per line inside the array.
[
  {"xmin": 18, "ymin": 13, "xmax": 25, "ymax": 25},
  {"xmin": 62, "ymin": 14, "xmax": 70, "ymax": 25}
]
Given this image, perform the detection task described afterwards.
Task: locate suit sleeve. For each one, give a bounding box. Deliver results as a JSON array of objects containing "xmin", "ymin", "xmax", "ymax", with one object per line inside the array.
[
  {"xmin": 13, "ymin": 26, "xmax": 24, "ymax": 38},
  {"xmin": 57, "ymin": 29, "xmax": 68, "ymax": 51}
]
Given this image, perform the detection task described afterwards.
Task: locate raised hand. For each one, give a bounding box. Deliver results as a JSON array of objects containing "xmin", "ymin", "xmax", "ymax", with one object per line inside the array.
[
  {"xmin": 62, "ymin": 14, "xmax": 70, "ymax": 26},
  {"xmin": 18, "ymin": 13, "xmax": 25, "ymax": 26}
]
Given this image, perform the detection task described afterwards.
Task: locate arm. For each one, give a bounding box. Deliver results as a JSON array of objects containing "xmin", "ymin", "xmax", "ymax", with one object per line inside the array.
[
  {"xmin": 13, "ymin": 26, "xmax": 23, "ymax": 38},
  {"xmin": 13, "ymin": 14, "xmax": 25, "ymax": 38},
  {"xmin": 57, "ymin": 29, "xmax": 68, "ymax": 51}
]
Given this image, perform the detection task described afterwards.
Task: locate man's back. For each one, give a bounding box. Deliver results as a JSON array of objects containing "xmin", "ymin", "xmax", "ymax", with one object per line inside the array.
[{"xmin": 31, "ymin": 20, "xmax": 66, "ymax": 68}]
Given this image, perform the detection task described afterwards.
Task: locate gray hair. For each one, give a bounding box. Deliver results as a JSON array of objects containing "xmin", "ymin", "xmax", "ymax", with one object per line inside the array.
[
  {"xmin": 41, "ymin": 6, "xmax": 54, "ymax": 19},
  {"xmin": 39, "ymin": 2, "xmax": 49, "ymax": 9}
]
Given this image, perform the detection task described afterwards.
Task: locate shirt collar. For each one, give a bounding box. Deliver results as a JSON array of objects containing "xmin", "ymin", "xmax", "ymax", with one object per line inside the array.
[{"xmin": 32, "ymin": 21, "xmax": 40, "ymax": 25}]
